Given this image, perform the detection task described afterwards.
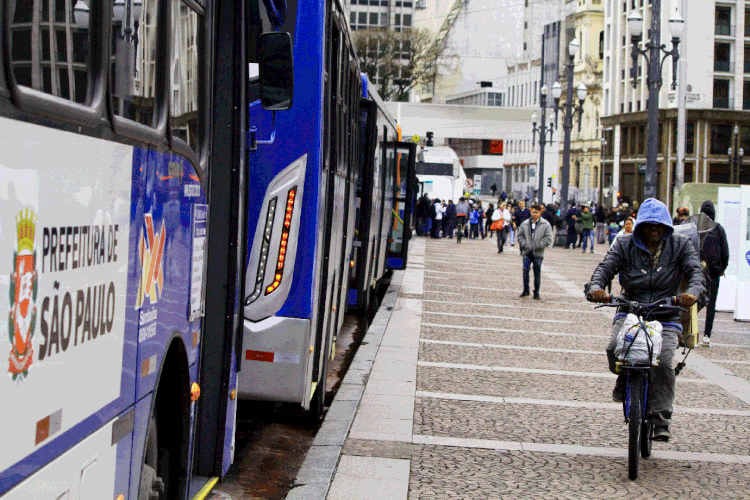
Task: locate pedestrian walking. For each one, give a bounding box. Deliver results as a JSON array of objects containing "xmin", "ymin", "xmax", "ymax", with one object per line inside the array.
[
  {"xmin": 490, "ymin": 183, "xmax": 497, "ymax": 197},
  {"xmin": 565, "ymin": 205, "xmax": 579, "ymax": 249},
  {"xmin": 416, "ymin": 194, "xmax": 430, "ymax": 236},
  {"xmin": 517, "ymin": 204, "xmax": 553, "ymax": 300},
  {"xmin": 444, "ymin": 200, "xmax": 456, "ymax": 238},
  {"xmin": 454, "ymin": 197, "xmax": 470, "ymax": 243},
  {"xmin": 430, "ymin": 198, "xmax": 443, "ymax": 238},
  {"xmin": 512, "ymin": 201, "xmax": 531, "ymax": 245},
  {"xmin": 469, "ymin": 206, "xmax": 480, "ymax": 239},
  {"xmin": 441, "ymin": 201, "xmax": 450, "ymax": 238},
  {"xmin": 697, "ymin": 200, "xmax": 730, "ymax": 347},
  {"xmin": 508, "ymin": 204, "xmax": 517, "ymax": 246},
  {"xmin": 610, "ymin": 217, "xmax": 634, "ymax": 248},
  {"xmin": 581, "ymin": 206, "xmax": 595, "ymax": 253},
  {"xmin": 673, "ymin": 206, "xmax": 689, "ymax": 225},
  {"xmin": 477, "ymin": 201, "xmax": 486, "ymax": 239},
  {"xmin": 485, "ymin": 203, "xmax": 495, "ymax": 237},
  {"xmin": 595, "ymin": 205, "xmax": 607, "ymax": 244},
  {"xmin": 493, "ymin": 204, "xmax": 511, "ymax": 253}
]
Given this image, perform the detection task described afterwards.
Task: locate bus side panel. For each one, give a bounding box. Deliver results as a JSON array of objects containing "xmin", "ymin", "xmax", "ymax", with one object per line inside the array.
[
  {"xmin": 3, "ymin": 416, "xmax": 123, "ymax": 500},
  {"xmin": 0, "ymin": 118, "xmax": 138, "ymax": 494},
  {"xmin": 128, "ymin": 394, "xmax": 154, "ymax": 500},
  {"xmin": 133, "ymin": 150, "xmax": 205, "ymax": 403}
]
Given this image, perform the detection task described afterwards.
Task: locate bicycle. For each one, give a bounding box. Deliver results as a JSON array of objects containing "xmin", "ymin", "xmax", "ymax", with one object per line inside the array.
[{"xmin": 589, "ymin": 295, "xmax": 687, "ymax": 480}]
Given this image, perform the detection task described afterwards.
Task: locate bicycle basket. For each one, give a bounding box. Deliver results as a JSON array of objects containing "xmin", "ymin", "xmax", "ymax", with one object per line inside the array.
[{"xmin": 615, "ymin": 314, "xmax": 663, "ymax": 366}]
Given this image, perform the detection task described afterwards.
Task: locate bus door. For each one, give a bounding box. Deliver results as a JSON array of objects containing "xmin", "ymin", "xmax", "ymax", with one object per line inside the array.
[{"xmin": 386, "ymin": 142, "xmax": 417, "ymax": 270}]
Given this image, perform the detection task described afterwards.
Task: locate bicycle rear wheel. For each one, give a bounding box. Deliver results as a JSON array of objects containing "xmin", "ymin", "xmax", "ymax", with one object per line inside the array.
[{"xmin": 627, "ymin": 370, "xmax": 643, "ymax": 480}]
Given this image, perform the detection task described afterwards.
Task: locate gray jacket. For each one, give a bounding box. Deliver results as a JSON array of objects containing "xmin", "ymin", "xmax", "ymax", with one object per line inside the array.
[
  {"xmin": 517, "ymin": 217, "xmax": 553, "ymax": 257},
  {"xmin": 455, "ymin": 201, "xmax": 470, "ymax": 217}
]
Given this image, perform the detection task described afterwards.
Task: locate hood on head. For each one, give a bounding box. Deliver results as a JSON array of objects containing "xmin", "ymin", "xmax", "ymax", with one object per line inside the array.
[
  {"xmin": 701, "ymin": 200, "xmax": 716, "ymax": 220},
  {"xmin": 633, "ymin": 198, "xmax": 673, "ymax": 242}
]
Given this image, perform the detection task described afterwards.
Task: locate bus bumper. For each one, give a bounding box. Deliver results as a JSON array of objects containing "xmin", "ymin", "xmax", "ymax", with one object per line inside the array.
[{"xmin": 237, "ymin": 316, "xmax": 312, "ymax": 407}]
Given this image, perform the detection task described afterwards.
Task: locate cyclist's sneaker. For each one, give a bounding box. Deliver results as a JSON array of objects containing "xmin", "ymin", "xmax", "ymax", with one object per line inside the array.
[
  {"xmin": 612, "ymin": 374, "xmax": 624, "ymax": 402},
  {"xmin": 703, "ymin": 335, "xmax": 711, "ymax": 347},
  {"xmin": 653, "ymin": 426, "xmax": 671, "ymax": 442}
]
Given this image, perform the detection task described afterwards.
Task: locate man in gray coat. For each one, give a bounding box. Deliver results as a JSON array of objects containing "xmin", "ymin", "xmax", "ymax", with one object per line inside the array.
[{"xmin": 517, "ymin": 203, "xmax": 553, "ymax": 300}]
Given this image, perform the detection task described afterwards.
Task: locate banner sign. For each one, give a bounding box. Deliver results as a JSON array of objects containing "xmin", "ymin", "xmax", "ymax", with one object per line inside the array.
[
  {"xmin": 736, "ymin": 185, "xmax": 750, "ymax": 321},
  {"xmin": 716, "ymin": 187, "xmax": 741, "ymax": 312}
]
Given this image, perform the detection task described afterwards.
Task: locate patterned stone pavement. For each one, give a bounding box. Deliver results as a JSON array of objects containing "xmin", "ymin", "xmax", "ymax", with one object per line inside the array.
[{"xmin": 329, "ymin": 235, "xmax": 750, "ymax": 499}]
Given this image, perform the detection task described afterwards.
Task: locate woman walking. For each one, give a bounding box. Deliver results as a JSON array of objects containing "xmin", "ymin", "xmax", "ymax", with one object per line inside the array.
[{"xmin": 494, "ymin": 204, "xmax": 512, "ymax": 253}]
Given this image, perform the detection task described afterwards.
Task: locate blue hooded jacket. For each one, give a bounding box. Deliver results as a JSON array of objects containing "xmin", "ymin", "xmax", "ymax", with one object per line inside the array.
[
  {"xmin": 632, "ymin": 198, "xmax": 673, "ymax": 253},
  {"xmin": 585, "ymin": 198, "xmax": 706, "ymax": 321}
]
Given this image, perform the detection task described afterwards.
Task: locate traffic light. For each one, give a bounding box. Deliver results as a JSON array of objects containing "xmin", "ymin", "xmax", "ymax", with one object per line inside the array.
[
  {"xmin": 546, "ymin": 177, "xmax": 552, "ymax": 188},
  {"xmin": 552, "ymin": 188, "xmax": 557, "ymax": 195}
]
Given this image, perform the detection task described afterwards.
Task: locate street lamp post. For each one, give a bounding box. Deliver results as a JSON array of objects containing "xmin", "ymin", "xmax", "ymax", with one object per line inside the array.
[
  {"xmin": 599, "ymin": 137, "xmax": 607, "ymax": 207},
  {"xmin": 531, "ymin": 85, "xmax": 555, "ymax": 204},
  {"xmin": 552, "ymin": 38, "xmax": 587, "ymax": 216},
  {"xmin": 728, "ymin": 125, "xmax": 744, "ymax": 184},
  {"xmin": 628, "ymin": 6, "xmax": 684, "ymax": 200}
]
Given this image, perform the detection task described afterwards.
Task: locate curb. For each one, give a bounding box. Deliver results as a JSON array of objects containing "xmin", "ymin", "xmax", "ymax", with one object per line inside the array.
[{"xmin": 285, "ymin": 270, "xmax": 405, "ymax": 500}]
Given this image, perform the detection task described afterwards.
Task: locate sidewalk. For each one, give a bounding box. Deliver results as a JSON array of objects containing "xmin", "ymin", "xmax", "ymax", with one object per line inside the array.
[{"xmin": 292, "ymin": 235, "xmax": 750, "ymax": 499}]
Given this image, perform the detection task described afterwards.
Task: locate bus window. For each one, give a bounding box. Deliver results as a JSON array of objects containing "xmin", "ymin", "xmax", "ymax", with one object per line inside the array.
[
  {"xmin": 111, "ymin": 0, "xmax": 157, "ymax": 126},
  {"xmin": 9, "ymin": 0, "xmax": 91, "ymax": 103},
  {"xmin": 170, "ymin": 0, "xmax": 202, "ymax": 153}
]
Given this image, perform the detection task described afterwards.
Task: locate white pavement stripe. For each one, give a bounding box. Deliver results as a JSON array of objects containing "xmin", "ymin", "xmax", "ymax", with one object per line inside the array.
[
  {"xmin": 711, "ymin": 359, "xmax": 750, "ymax": 365},
  {"xmin": 421, "ymin": 322, "xmax": 610, "ymax": 339},
  {"xmin": 410, "ymin": 434, "xmax": 750, "ymax": 464},
  {"xmin": 424, "ymin": 290, "xmax": 597, "ymax": 309},
  {"xmin": 415, "ymin": 390, "xmax": 750, "ymax": 416},
  {"xmin": 422, "ymin": 299, "xmax": 599, "ymax": 315},
  {"xmin": 419, "ymin": 338, "xmax": 604, "ymax": 355},
  {"xmin": 417, "ymin": 361, "xmax": 709, "ymax": 383},
  {"xmin": 424, "ymin": 284, "xmax": 576, "ymax": 297},
  {"xmin": 423, "ymin": 311, "xmax": 572, "ymax": 324}
]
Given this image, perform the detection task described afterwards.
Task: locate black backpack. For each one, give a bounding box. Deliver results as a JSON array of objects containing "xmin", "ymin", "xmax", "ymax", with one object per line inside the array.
[{"xmin": 683, "ymin": 213, "xmax": 723, "ymax": 273}]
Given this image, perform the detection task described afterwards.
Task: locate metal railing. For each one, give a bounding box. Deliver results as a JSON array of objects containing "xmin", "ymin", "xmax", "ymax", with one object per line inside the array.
[
  {"xmin": 714, "ymin": 60, "xmax": 734, "ymax": 73},
  {"xmin": 715, "ymin": 24, "xmax": 735, "ymax": 36},
  {"xmin": 713, "ymin": 96, "xmax": 734, "ymax": 109}
]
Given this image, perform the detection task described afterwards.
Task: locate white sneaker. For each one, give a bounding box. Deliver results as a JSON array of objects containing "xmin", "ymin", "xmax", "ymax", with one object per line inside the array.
[{"xmin": 703, "ymin": 335, "xmax": 711, "ymax": 347}]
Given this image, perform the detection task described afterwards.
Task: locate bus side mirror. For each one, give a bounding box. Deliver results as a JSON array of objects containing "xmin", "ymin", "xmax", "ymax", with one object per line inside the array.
[{"xmin": 259, "ymin": 32, "xmax": 293, "ymax": 111}]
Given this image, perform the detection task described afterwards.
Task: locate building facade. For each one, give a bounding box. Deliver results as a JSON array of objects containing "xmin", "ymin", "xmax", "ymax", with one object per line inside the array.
[
  {"xmin": 601, "ymin": 0, "xmax": 750, "ymax": 207},
  {"xmin": 555, "ymin": 0, "xmax": 605, "ymax": 206}
]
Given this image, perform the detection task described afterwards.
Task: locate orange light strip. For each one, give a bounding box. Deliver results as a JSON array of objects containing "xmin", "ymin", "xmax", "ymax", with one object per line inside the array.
[{"xmin": 266, "ymin": 187, "xmax": 296, "ymax": 295}]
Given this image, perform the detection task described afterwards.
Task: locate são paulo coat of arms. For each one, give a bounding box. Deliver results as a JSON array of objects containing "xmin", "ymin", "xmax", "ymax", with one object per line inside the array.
[{"xmin": 8, "ymin": 209, "xmax": 38, "ymax": 382}]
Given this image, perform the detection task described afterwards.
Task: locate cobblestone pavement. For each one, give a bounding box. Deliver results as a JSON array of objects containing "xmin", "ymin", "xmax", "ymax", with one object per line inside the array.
[{"xmin": 331, "ymin": 236, "xmax": 750, "ymax": 499}]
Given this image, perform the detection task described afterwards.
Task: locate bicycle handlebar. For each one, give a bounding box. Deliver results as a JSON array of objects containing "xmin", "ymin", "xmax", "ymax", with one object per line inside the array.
[{"xmin": 588, "ymin": 295, "xmax": 687, "ymax": 315}]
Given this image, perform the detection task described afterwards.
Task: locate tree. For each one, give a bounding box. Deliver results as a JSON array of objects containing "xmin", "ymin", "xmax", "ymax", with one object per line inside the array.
[{"xmin": 353, "ymin": 27, "xmax": 453, "ymax": 102}]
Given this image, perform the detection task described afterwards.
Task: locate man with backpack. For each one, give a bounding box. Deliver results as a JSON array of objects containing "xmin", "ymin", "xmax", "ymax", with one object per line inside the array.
[{"xmin": 697, "ymin": 201, "xmax": 730, "ymax": 346}]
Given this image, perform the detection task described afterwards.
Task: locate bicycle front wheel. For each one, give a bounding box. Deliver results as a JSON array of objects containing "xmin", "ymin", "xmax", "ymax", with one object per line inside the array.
[{"xmin": 627, "ymin": 370, "xmax": 643, "ymax": 480}]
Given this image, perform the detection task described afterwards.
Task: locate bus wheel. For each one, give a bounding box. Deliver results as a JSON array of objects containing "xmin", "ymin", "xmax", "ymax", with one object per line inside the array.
[{"xmin": 139, "ymin": 416, "xmax": 165, "ymax": 500}]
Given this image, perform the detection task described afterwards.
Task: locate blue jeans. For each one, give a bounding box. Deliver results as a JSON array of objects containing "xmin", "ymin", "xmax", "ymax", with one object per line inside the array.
[
  {"xmin": 522, "ymin": 254, "xmax": 543, "ymax": 295},
  {"xmin": 582, "ymin": 229, "xmax": 595, "ymax": 250}
]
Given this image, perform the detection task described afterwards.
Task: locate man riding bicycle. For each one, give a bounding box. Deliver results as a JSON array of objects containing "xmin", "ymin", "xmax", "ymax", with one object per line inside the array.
[{"xmin": 585, "ymin": 198, "xmax": 705, "ymax": 443}]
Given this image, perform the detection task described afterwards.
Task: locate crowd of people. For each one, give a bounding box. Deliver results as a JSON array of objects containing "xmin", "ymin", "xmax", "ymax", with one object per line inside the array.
[{"xmin": 415, "ymin": 192, "xmax": 645, "ymax": 255}]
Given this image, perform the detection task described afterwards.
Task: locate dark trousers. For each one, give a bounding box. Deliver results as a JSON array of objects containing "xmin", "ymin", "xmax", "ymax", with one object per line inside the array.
[
  {"xmin": 496, "ymin": 227, "xmax": 507, "ymax": 252},
  {"xmin": 479, "ymin": 220, "xmax": 486, "ymax": 238},
  {"xmin": 431, "ymin": 218, "xmax": 441, "ymax": 238},
  {"xmin": 522, "ymin": 254, "xmax": 543, "ymax": 294},
  {"xmin": 442, "ymin": 218, "xmax": 452, "ymax": 238},
  {"xmin": 566, "ymin": 228, "xmax": 577, "ymax": 248},
  {"xmin": 704, "ymin": 271, "xmax": 721, "ymax": 338},
  {"xmin": 470, "ymin": 223, "xmax": 479, "ymax": 238}
]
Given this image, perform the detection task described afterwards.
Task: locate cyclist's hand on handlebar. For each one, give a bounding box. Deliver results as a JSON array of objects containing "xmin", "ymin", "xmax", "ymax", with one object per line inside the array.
[
  {"xmin": 677, "ymin": 293, "xmax": 697, "ymax": 307},
  {"xmin": 588, "ymin": 290, "xmax": 609, "ymax": 303}
]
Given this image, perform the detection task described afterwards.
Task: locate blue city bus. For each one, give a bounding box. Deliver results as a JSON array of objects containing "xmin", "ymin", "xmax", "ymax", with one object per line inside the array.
[
  {"xmin": 0, "ymin": 0, "xmax": 294, "ymax": 498},
  {"xmin": 237, "ymin": 0, "xmax": 417, "ymax": 418}
]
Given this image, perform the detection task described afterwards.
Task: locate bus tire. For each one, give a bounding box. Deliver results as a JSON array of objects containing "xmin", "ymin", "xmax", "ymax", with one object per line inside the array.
[{"xmin": 138, "ymin": 416, "xmax": 164, "ymax": 500}]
